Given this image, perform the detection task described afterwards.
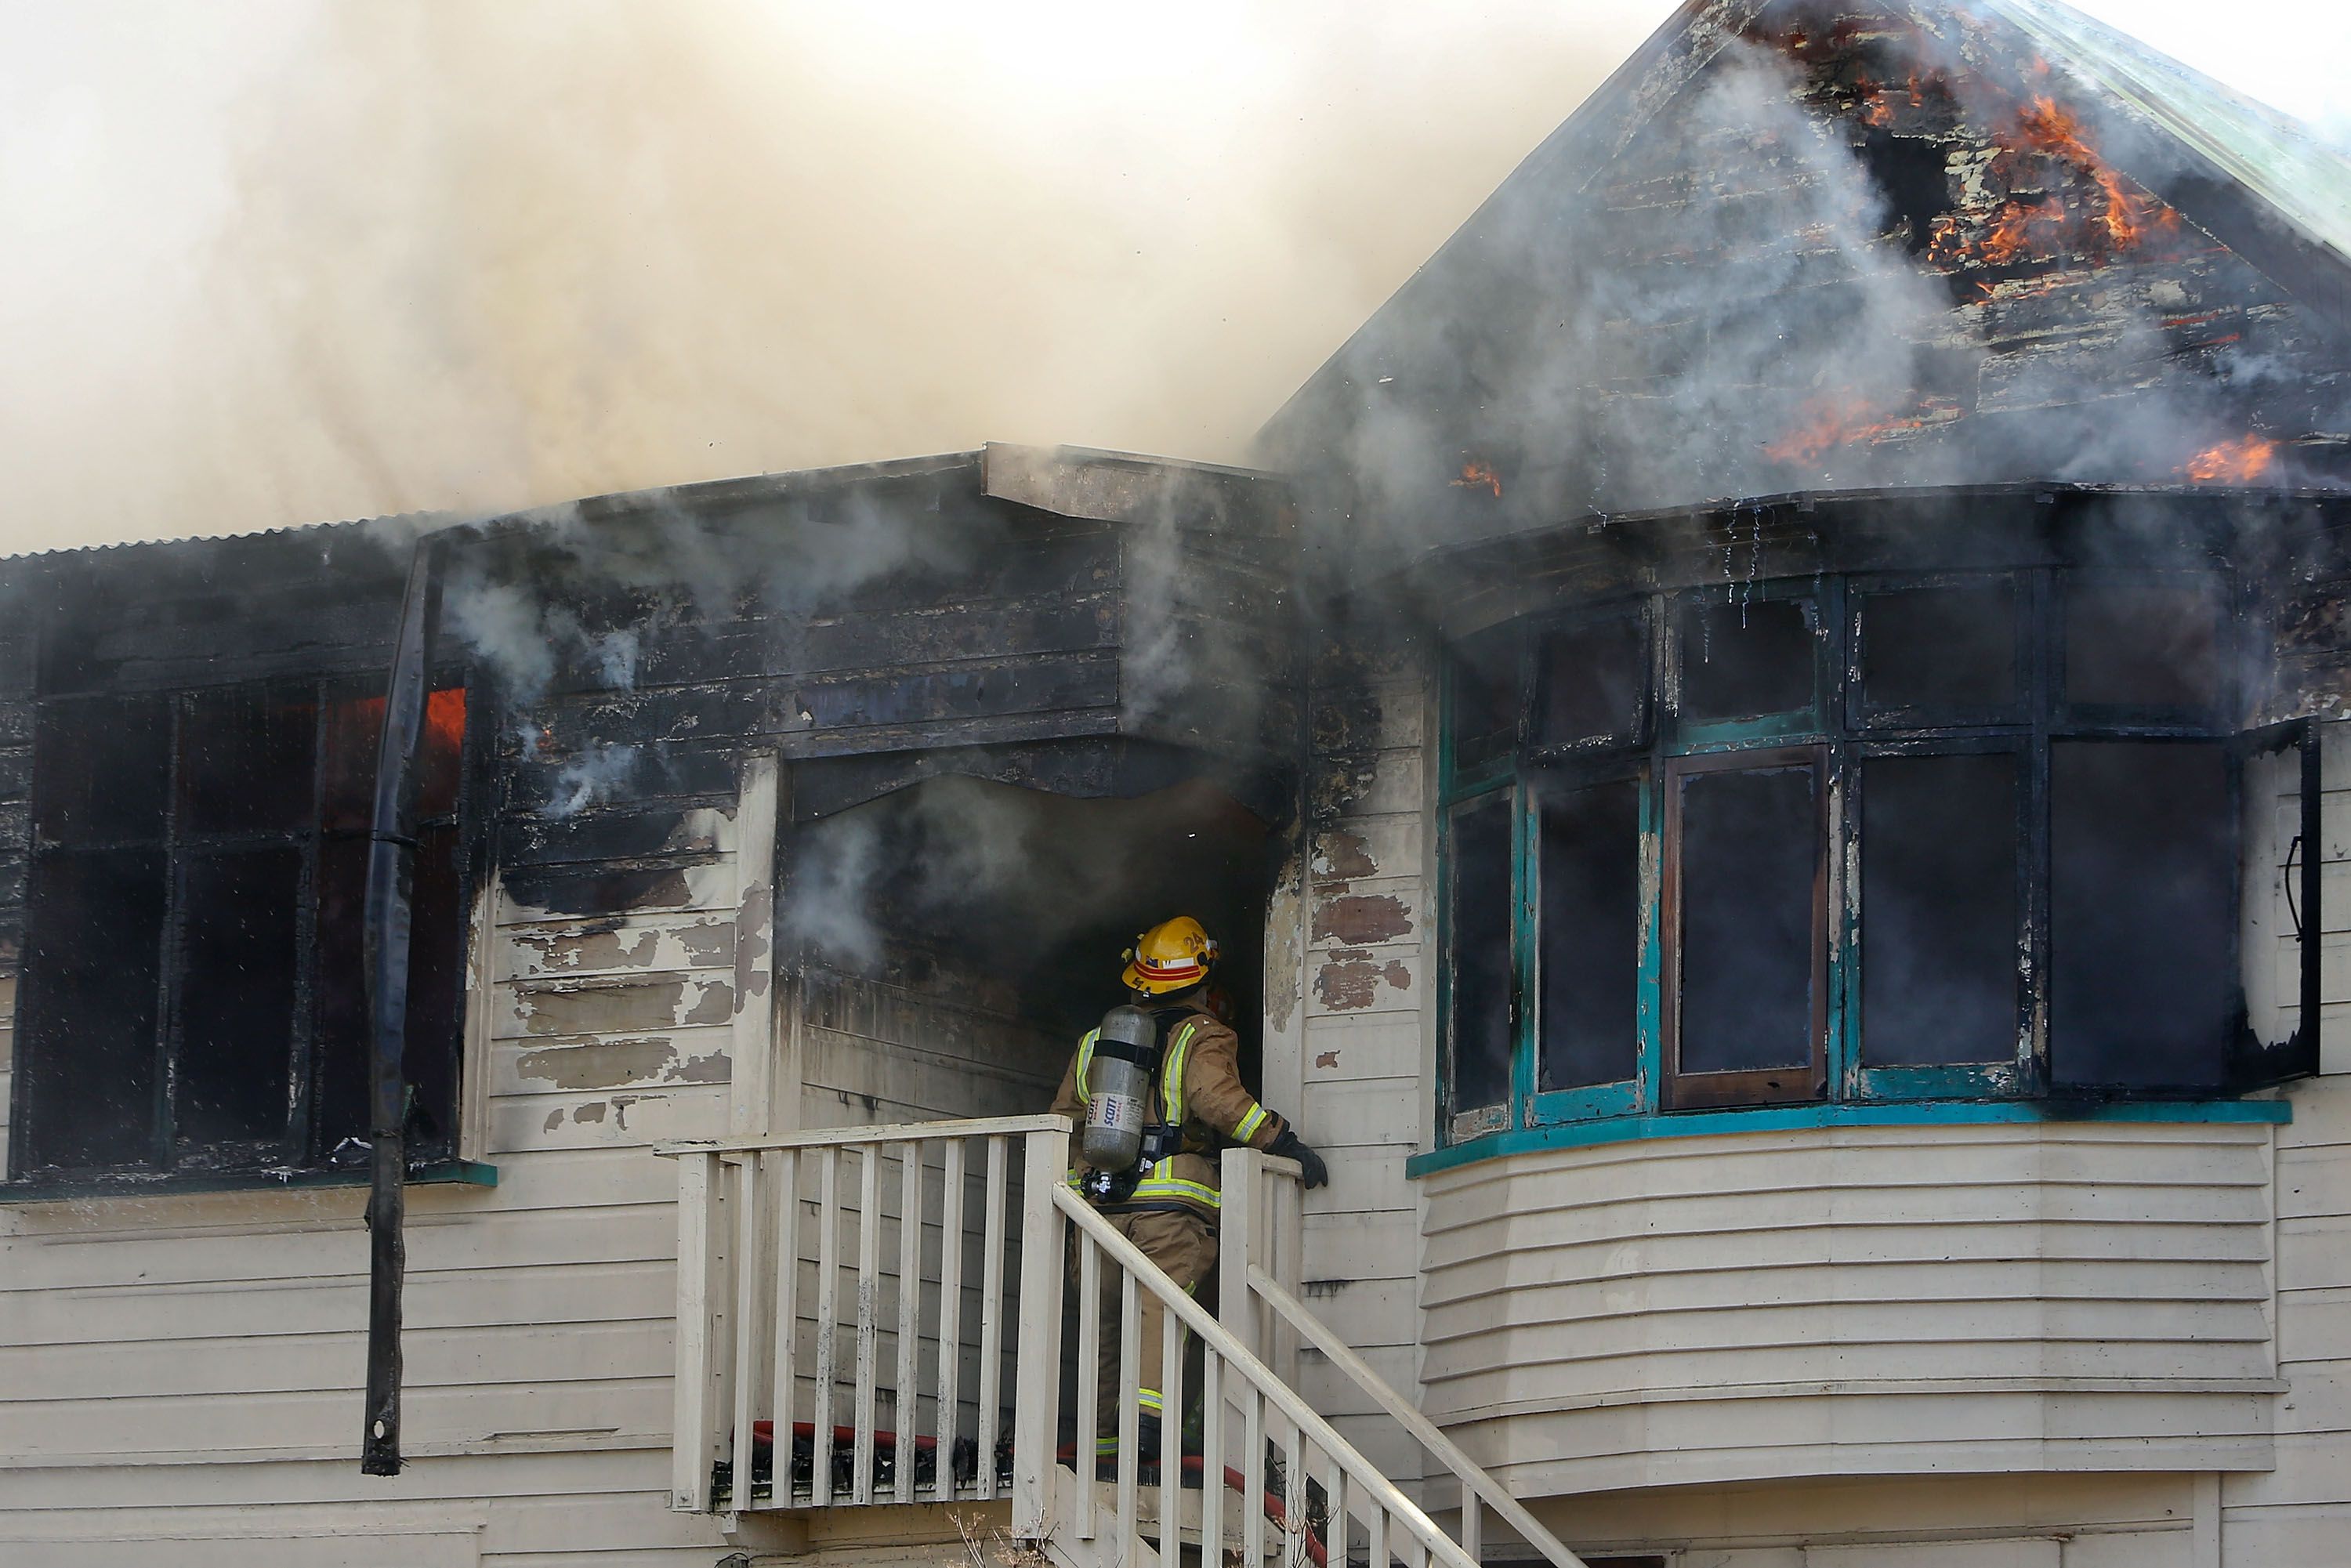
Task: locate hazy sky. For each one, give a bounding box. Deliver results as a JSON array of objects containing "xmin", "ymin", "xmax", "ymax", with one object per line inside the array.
[{"xmin": 2, "ymin": 0, "xmax": 2346, "ymax": 556}]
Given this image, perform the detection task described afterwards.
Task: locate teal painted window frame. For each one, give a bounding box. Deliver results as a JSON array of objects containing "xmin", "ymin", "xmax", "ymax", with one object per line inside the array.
[{"xmin": 1433, "ymin": 560, "xmax": 2316, "ymax": 1160}]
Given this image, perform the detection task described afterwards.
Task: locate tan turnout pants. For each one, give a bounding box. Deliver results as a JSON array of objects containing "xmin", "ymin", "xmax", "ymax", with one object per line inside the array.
[{"xmin": 1081, "ymin": 1208, "xmax": 1217, "ymax": 1452}]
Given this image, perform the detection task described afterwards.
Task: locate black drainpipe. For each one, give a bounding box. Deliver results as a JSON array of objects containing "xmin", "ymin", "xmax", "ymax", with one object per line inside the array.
[{"xmin": 360, "ymin": 532, "xmax": 448, "ymax": 1476}]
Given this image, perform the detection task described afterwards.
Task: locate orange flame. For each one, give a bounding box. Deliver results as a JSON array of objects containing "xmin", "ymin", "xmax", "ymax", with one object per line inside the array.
[
  {"xmin": 1860, "ymin": 93, "xmax": 1893, "ymax": 128},
  {"xmin": 1932, "ymin": 93, "xmax": 2177, "ymax": 269},
  {"xmin": 2183, "ymin": 436, "xmax": 2278, "ymax": 483},
  {"xmin": 1764, "ymin": 394, "xmax": 1922, "ymax": 464},
  {"xmin": 1451, "ymin": 459, "xmax": 1502, "ymax": 498},
  {"xmin": 2014, "ymin": 96, "xmax": 2174, "ymax": 251}
]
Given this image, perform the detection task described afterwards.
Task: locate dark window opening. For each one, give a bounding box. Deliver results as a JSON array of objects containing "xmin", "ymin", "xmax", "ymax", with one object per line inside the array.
[
  {"xmin": 17, "ymin": 849, "xmax": 168, "ymax": 1171},
  {"xmin": 1858, "ymin": 581, "xmax": 2019, "ymax": 723},
  {"xmin": 1447, "ymin": 796, "xmax": 1515, "ymax": 1114},
  {"xmin": 32, "ymin": 694, "xmax": 171, "ymax": 846},
  {"xmin": 1438, "ymin": 554, "xmax": 2290, "ymax": 1143},
  {"xmin": 1668, "ymin": 753, "xmax": 1824, "ymax": 1101},
  {"xmin": 1534, "ymin": 612, "xmax": 1647, "ymax": 754},
  {"xmin": 10, "ymin": 679, "xmax": 473, "ymax": 1186},
  {"xmin": 1449, "ymin": 625, "xmax": 1520, "ymax": 771},
  {"xmin": 1538, "ymin": 778, "xmax": 1641, "ymax": 1092},
  {"xmin": 1861, "ymin": 752, "xmax": 2020, "ymax": 1067},
  {"xmin": 1676, "ymin": 596, "xmax": 1815, "ymax": 722},
  {"xmin": 2051, "ymin": 741, "xmax": 2233, "ymax": 1088},
  {"xmin": 2063, "ymin": 574, "xmax": 2225, "ymax": 715}
]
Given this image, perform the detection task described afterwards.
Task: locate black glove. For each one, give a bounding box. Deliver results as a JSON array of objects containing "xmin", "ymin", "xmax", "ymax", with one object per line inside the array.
[{"xmin": 1268, "ymin": 1126, "xmax": 1328, "ymax": 1190}]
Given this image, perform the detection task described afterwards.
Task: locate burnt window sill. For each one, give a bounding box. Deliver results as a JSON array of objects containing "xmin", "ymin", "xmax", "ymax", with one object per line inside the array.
[{"xmin": 0, "ymin": 1157, "xmax": 498, "ymax": 1204}]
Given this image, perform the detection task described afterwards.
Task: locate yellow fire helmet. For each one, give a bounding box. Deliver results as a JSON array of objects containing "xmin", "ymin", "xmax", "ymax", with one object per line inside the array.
[{"xmin": 1122, "ymin": 915, "xmax": 1219, "ymax": 995}]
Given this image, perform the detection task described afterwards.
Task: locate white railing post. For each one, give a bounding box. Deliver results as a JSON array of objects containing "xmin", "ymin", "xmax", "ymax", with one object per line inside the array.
[
  {"xmin": 1011, "ymin": 1121, "xmax": 1070, "ymax": 1538},
  {"xmin": 670, "ymin": 1150, "xmax": 718, "ymax": 1512},
  {"xmin": 1219, "ymin": 1146, "xmax": 1259, "ymax": 1360}
]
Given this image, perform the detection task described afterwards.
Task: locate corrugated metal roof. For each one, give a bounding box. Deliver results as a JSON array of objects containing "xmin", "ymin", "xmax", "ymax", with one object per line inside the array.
[{"xmin": 1987, "ymin": 0, "xmax": 2351, "ymax": 270}]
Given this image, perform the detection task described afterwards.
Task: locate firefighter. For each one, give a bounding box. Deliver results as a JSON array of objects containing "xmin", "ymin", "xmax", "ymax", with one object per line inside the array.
[{"xmin": 1048, "ymin": 914, "xmax": 1328, "ymax": 1468}]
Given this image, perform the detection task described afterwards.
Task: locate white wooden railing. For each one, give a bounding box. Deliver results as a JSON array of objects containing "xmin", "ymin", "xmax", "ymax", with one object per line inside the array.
[
  {"xmin": 665, "ymin": 1116, "xmax": 1580, "ymax": 1566},
  {"xmin": 661, "ymin": 1115, "xmax": 1066, "ymax": 1518},
  {"xmin": 1217, "ymin": 1149, "xmax": 1588, "ymax": 1568}
]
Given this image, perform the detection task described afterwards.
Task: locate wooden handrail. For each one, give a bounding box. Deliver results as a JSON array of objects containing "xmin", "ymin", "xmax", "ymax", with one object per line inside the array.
[
  {"xmin": 653, "ymin": 1114, "xmax": 1071, "ymax": 1157},
  {"xmin": 1244, "ymin": 1263, "xmax": 1588, "ymax": 1568},
  {"xmin": 1051, "ymin": 1182, "xmax": 1483, "ymax": 1568}
]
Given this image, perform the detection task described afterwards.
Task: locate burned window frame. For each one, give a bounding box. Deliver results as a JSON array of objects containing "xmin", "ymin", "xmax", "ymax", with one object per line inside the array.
[
  {"xmin": 1436, "ymin": 563, "xmax": 2320, "ymax": 1148},
  {"xmin": 6, "ymin": 672, "xmax": 485, "ymax": 1193}
]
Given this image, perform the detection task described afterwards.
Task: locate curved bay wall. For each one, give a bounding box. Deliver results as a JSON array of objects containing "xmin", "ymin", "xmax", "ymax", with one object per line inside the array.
[{"xmin": 1417, "ymin": 1120, "xmax": 2280, "ymax": 1496}]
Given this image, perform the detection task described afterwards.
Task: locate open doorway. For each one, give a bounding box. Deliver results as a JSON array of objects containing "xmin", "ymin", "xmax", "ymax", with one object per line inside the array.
[{"xmin": 779, "ymin": 775, "xmax": 1273, "ymax": 1130}]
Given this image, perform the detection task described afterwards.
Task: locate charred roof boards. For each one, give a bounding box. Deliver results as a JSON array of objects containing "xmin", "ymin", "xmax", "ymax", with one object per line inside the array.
[{"xmin": 1260, "ymin": 0, "xmax": 2351, "ymax": 562}]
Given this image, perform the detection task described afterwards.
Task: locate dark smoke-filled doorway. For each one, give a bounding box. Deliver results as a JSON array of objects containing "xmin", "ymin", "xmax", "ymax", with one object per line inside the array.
[{"xmin": 779, "ymin": 775, "xmax": 1273, "ymax": 1126}]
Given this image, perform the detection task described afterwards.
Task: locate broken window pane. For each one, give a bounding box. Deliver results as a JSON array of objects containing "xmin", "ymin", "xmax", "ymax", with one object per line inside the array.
[
  {"xmin": 1539, "ymin": 778, "xmax": 1641, "ymax": 1091},
  {"xmin": 172, "ymin": 847, "xmax": 303, "ymax": 1153},
  {"xmin": 179, "ymin": 684, "xmax": 316, "ymax": 837},
  {"xmin": 2064, "ymin": 575, "xmax": 2225, "ymax": 714},
  {"xmin": 1675, "ymin": 759, "xmax": 1820, "ymax": 1079},
  {"xmin": 2051, "ymin": 741, "xmax": 2233, "ymax": 1087},
  {"xmin": 310, "ymin": 837, "xmax": 371, "ymax": 1163},
  {"xmin": 1534, "ymin": 614, "xmax": 1646, "ymax": 752},
  {"xmin": 1449, "ymin": 626, "xmax": 1521, "ymax": 770},
  {"xmin": 1862, "ymin": 753, "xmax": 2019, "ymax": 1066},
  {"xmin": 318, "ymin": 691, "xmax": 384, "ymax": 835},
  {"xmin": 402, "ymin": 823, "xmax": 468, "ymax": 1159},
  {"xmin": 19, "ymin": 849, "xmax": 168, "ymax": 1170},
  {"xmin": 1447, "ymin": 795, "xmax": 1515, "ymax": 1113},
  {"xmin": 33, "ymin": 695, "xmax": 170, "ymax": 846},
  {"xmin": 1677, "ymin": 596, "xmax": 1815, "ymax": 722},
  {"xmin": 2237, "ymin": 729, "xmax": 2306, "ymax": 1058},
  {"xmin": 1860, "ymin": 580, "xmax": 2018, "ymax": 721},
  {"xmin": 312, "ymin": 824, "xmax": 467, "ymax": 1164},
  {"xmin": 321, "ymin": 686, "xmax": 465, "ymax": 834}
]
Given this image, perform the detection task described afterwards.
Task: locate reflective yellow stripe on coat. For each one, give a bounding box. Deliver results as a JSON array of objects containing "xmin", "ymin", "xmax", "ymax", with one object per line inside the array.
[{"xmin": 1129, "ymin": 1024, "xmax": 1214, "ymax": 1208}]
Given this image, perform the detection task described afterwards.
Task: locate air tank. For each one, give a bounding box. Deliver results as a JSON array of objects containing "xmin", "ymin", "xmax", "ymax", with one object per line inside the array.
[{"xmin": 1079, "ymin": 1005, "xmax": 1160, "ymax": 1171}]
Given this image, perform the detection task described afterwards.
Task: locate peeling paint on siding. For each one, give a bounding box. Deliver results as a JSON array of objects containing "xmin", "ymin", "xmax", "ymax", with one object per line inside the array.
[
  {"xmin": 1314, "ymin": 949, "xmax": 1414, "ymax": 1010},
  {"xmin": 1312, "ymin": 892, "xmax": 1414, "ymax": 945},
  {"xmin": 1311, "ymin": 830, "xmax": 1380, "ymax": 882}
]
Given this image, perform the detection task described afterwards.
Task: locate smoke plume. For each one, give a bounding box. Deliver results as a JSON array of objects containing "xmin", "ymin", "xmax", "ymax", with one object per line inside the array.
[{"xmin": 0, "ymin": 0, "xmax": 1672, "ymax": 556}]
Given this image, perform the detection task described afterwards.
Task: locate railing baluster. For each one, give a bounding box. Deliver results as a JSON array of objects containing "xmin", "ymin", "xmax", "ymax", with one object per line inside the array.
[
  {"xmin": 767, "ymin": 1150, "xmax": 798, "ymax": 1506},
  {"xmin": 1012, "ymin": 1124, "xmax": 1067, "ymax": 1541},
  {"xmin": 1198, "ymin": 1346, "xmax": 1223, "ymax": 1563},
  {"xmin": 730, "ymin": 1156, "xmax": 762, "ymax": 1512},
  {"xmin": 1075, "ymin": 1231, "xmax": 1101, "ymax": 1542},
  {"xmin": 1157, "ymin": 1299, "xmax": 1183, "ymax": 1568},
  {"xmin": 1319, "ymin": 1440, "xmax": 1346, "ymax": 1568},
  {"xmin": 895, "ymin": 1141, "xmax": 922, "ymax": 1505},
  {"xmin": 1115, "ymin": 1268, "xmax": 1140, "ymax": 1555},
  {"xmin": 1243, "ymin": 1386, "xmax": 1265, "ymax": 1568},
  {"xmin": 670, "ymin": 1151, "xmax": 716, "ymax": 1512},
  {"xmin": 1462, "ymin": 1491, "xmax": 1483, "ymax": 1562},
  {"xmin": 1283, "ymin": 1405, "xmax": 1303, "ymax": 1566},
  {"xmin": 812, "ymin": 1147, "xmax": 839, "ymax": 1506},
  {"xmin": 853, "ymin": 1145, "xmax": 882, "ymax": 1505},
  {"xmin": 1360, "ymin": 1476, "xmax": 1386, "ymax": 1566},
  {"xmin": 975, "ymin": 1134, "xmax": 1009, "ymax": 1500},
  {"xmin": 933, "ymin": 1137, "xmax": 965, "ymax": 1501}
]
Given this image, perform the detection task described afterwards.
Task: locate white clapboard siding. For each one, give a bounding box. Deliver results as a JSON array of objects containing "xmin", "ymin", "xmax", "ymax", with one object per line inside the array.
[{"xmin": 1419, "ymin": 1119, "xmax": 2280, "ymax": 1496}]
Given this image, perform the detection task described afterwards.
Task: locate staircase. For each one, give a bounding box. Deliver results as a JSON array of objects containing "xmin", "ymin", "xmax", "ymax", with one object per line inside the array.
[{"xmin": 662, "ymin": 1116, "xmax": 1585, "ymax": 1567}]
